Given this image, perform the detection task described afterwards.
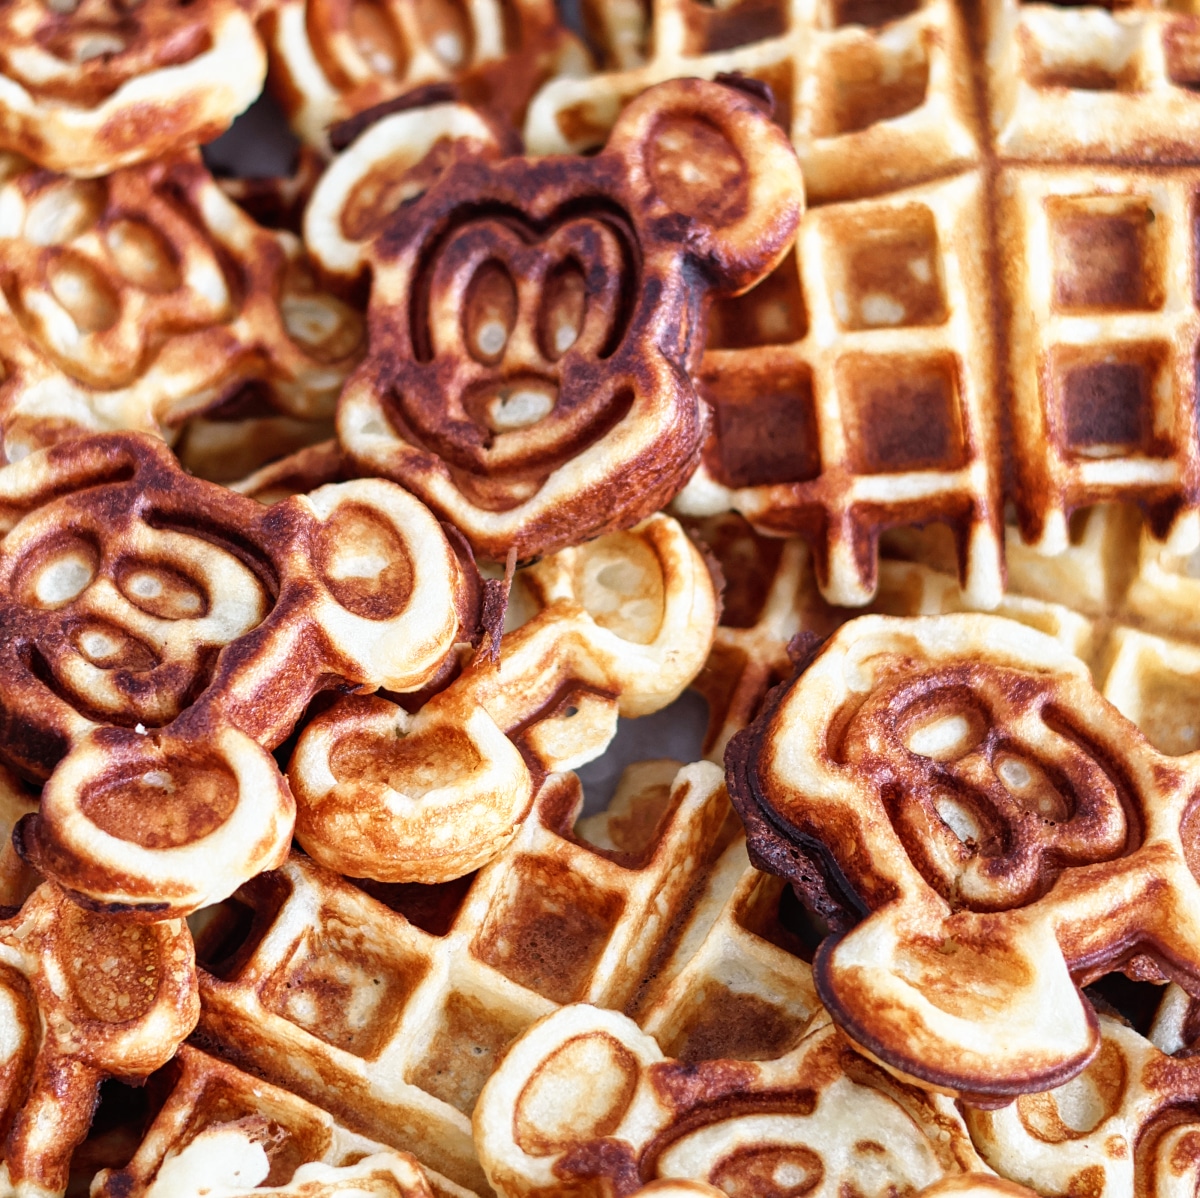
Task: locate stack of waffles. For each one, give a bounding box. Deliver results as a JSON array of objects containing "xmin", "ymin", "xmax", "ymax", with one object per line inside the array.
[{"xmin": 7, "ymin": 2, "xmax": 1200, "ymax": 1196}]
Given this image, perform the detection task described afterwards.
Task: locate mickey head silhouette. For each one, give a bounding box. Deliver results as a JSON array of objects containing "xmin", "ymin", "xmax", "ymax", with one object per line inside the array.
[{"xmin": 334, "ymin": 76, "xmax": 804, "ymax": 561}]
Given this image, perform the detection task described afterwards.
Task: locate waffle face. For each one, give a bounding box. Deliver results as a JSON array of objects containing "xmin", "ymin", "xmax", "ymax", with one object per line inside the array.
[
  {"xmin": 332, "ymin": 77, "xmax": 805, "ymax": 561},
  {"xmin": 0, "ymin": 0, "xmax": 268, "ymax": 176},
  {"xmin": 728, "ymin": 612, "xmax": 1200, "ymax": 1103},
  {"xmin": 526, "ymin": 0, "xmax": 1200, "ymax": 604},
  {"xmin": 0, "ymin": 433, "xmax": 477, "ymax": 917},
  {"xmin": 0, "ymin": 152, "xmax": 363, "ymax": 462},
  {"xmin": 265, "ymin": 0, "xmax": 583, "ymax": 153}
]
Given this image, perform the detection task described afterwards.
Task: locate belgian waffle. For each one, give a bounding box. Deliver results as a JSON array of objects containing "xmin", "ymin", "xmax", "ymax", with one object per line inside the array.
[
  {"xmin": 525, "ymin": 0, "xmax": 1200, "ymax": 604},
  {"xmin": 189, "ymin": 760, "xmax": 728, "ymax": 1193}
]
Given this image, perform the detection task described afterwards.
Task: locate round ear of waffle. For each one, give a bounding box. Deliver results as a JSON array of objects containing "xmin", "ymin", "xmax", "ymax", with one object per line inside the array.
[
  {"xmin": 336, "ymin": 77, "xmax": 804, "ymax": 562},
  {"xmin": 0, "ymin": 882, "xmax": 198, "ymax": 1197},
  {"xmin": 727, "ymin": 612, "xmax": 1200, "ymax": 1104},
  {"xmin": 967, "ymin": 1011, "xmax": 1200, "ymax": 1197},
  {"xmin": 289, "ymin": 511, "xmax": 717, "ymax": 882},
  {"xmin": 0, "ymin": 0, "xmax": 267, "ymax": 176},
  {"xmin": 473, "ymin": 1003, "xmax": 987, "ymax": 1196},
  {"xmin": 264, "ymin": 0, "xmax": 583, "ymax": 153},
  {"xmin": 304, "ymin": 101, "xmax": 512, "ymax": 291},
  {"xmin": 0, "ymin": 151, "xmax": 363, "ymax": 462},
  {"xmin": 0, "ymin": 433, "xmax": 477, "ymax": 917}
]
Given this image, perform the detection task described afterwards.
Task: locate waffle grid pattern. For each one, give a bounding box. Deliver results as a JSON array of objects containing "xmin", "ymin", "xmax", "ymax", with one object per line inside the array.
[{"xmin": 527, "ymin": 0, "xmax": 1200, "ymax": 607}]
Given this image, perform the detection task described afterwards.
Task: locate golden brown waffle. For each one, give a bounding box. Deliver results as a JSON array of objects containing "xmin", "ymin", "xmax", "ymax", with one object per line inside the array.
[
  {"xmin": 264, "ymin": 0, "xmax": 585, "ymax": 152},
  {"xmin": 0, "ymin": 152, "xmax": 362, "ymax": 461},
  {"xmin": 0, "ymin": 433, "xmax": 478, "ymax": 916},
  {"xmin": 984, "ymin": 0, "xmax": 1200, "ymax": 163},
  {"xmin": 289, "ymin": 513, "xmax": 718, "ymax": 882},
  {"xmin": 676, "ymin": 168, "xmax": 1005, "ymax": 608},
  {"xmin": 527, "ymin": 0, "xmax": 982, "ymax": 204},
  {"xmin": 189, "ymin": 759, "xmax": 728, "ymax": 1194},
  {"xmin": 0, "ymin": 883, "xmax": 198, "ymax": 1197},
  {"xmin": 530, "ymin": 2, "xmax": 1200, "ymax": 604},
  {"xmin": 91, "ymin": 1047, "xmax": 452, "ymax": 1198},
  {"xmin": 968, "ymin": 1011, "xmax": 1200, "ymax": 1196},
  {"xmin": 728, "ymin": 613, "xmax": 1200, "ymax": 1103},
  {"xmin": 0, "ymin": 0, "xmax": 268, "ymax": 176},
  {"xmin": 473, "ymin": 1002, "xmax": 989, "ymax": 1196},
  {"xmin": 331, "ymin": 77, "xmax": 804, "ymax": 561}
]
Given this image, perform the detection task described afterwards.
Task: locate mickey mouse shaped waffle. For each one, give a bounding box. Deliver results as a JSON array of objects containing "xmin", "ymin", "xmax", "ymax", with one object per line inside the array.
[
  {"xmin": 0, "ymin": 0, "xmax": 269, "ymax": 176},
  {"xmin": 727, "ymin": 614, "xmax": 1200, "ymax": 1104},
  {"xmin": 333, "ymin": 76, "xmax": 804, "ymax": 562},
  {"xmin": 0, "ymin": 432, "xmax": 478, "ymax": 918}
]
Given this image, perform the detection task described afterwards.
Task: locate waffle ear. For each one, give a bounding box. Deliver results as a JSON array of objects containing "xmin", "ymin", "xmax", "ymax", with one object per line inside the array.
[
  {"xmin": 815, "ymin": 911, "xmax": 1099, "ymax": 1105},
  {"xmin": 608, "ymin": 77, "xmax": 805, "ymax": 294},
  {"xmin": 305, "ymin": 102, "xmax": 509, "ymax": 287}
]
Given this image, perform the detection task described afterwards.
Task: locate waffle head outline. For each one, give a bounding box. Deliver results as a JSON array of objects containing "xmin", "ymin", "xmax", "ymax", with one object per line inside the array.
[
  {"xmin": 0, "ymin": 432, "xmax": 478, "ymax": 918},
  {"xmin": 0, "ymin": 882, "xmax": 198, "ymax": 1197},
  {"xmin": 334, "ymin": 77, "xmax": 804, "ymax": 561},
  {"xmin": 727, "ymin": 613, "xmax": 1200, "ymax": 1104}
]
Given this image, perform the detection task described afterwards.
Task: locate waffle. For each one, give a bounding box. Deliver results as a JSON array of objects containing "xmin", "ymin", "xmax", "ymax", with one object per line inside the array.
[
  {"xmin": 676, "ymin": 168, "xmax": 1005, "ymax": 607},
  {"xmin": 968, "ymin": 1009, "xmax": 1200, "ymax": 1196},
  {"xmin": 0, "ymin": 151, "xmax": 363, "ymax": 462},
  {"xmin": 0, "ymin": 0, "xmax": 268, "ymax": 176},
  {"xmin": 0, "ymin": 433, "xmax": 478, "ymax": 916},
  {"xmin": 289, "ymin": 512, "xmax": 718, "ymax": 882},
  {"xmin": 189, "ymin": 758, "xmax": 728, "ymax": 1194},
  {"xmin": 728, "ymin": 613, "xmax": 1200, "ymax": 1103},
  {"xmin": 527, "ymin": 0, "xmax": 981, "ymax": 203},
  {"xmin": 91, "ymin": 1047, "xmax": 454, "ymax": 1198},
  {"xmin": 333, "ymin": 77, "xmax": 804, "ymax": 561},
  {"xmin": 475, "ymin": 1001, "xmax": 994, "ymax": 1197},
  {"xmin": 0, "ymin": 882, "xmax": 198, "ymax": 1197},
  {"xmin": 265, "ymin": 0, "xmax": 585, "ymax": 153},
  {"xmin": 528, "ymin": 1, "xmax": 1200, "ymax": 604}
]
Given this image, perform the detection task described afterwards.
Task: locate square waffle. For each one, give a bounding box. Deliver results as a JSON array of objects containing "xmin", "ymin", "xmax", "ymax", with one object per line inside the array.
[
  {"xmin": 527, "ymin": 0, "xmax": 1200, "ymax": 605},
  {"xmin": 188, "ymin": 762, "xmax": 729, "ymax": 1194}
]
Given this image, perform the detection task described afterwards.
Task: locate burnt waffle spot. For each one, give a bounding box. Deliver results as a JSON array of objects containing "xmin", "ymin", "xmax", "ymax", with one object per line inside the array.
[
  {"xmin": 1014, "ymin": 1035, "xmax": 1127, "ymax": 1142},
  {"xmin": 840, "ymin": 353, "xmax": 966, "ymax": 474},
  {"xmin": 182, "ymin": 1076, "xmax": 332, "ymax": 1186},
  {"xmin": 189, "ymin": 874, "xmax": 291, "ymax": 981},
  {"xmin": 833, "ymin": 0, "xmax": 922, "ymax": 25},
  {"xmin": 472, "ymin": 856, "xmax": 623, "ymax": 1003},
  {"xmin": 266, "ymin": 920, "xmax": 425, "ymax": 1058},
  {"xmin": 666, "ymin": 982, "xmax": 808, "ymax": 1063},
  {"xmin": 1165, "ymin": 22, "xmax": 1200, "ymax": 91},
  {"xmin": 1049, "ymin": 199, "xmax": 1162, "ymax": 314},
  {"xmin": 826, "ymin": 204, "xmax": 947, "ymax": 330},
  {"xmin": 406, "ymin": 990, "xmax": 529, "ymax": 1114},
  {"xmin": 682, "ymin": 0, "xmax": 788, "ymax": 53},
  {"xmin": 80, "ymin": 758, "xmax": 238, "ymax": 850},
  {"xmin": 707, "ymin": 249, "xmax": 807, "ymax": 348},
  {"xmin": 813, "ymin": 34, "xmax": 929, "ymax": 137},
  {"xmin": 1052, "ymin": 346, "xmax": 1167, "ymax": 459},
  {"xmin": 702, "ymin": 360, "xmax": 821, "ymax": 488}
]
